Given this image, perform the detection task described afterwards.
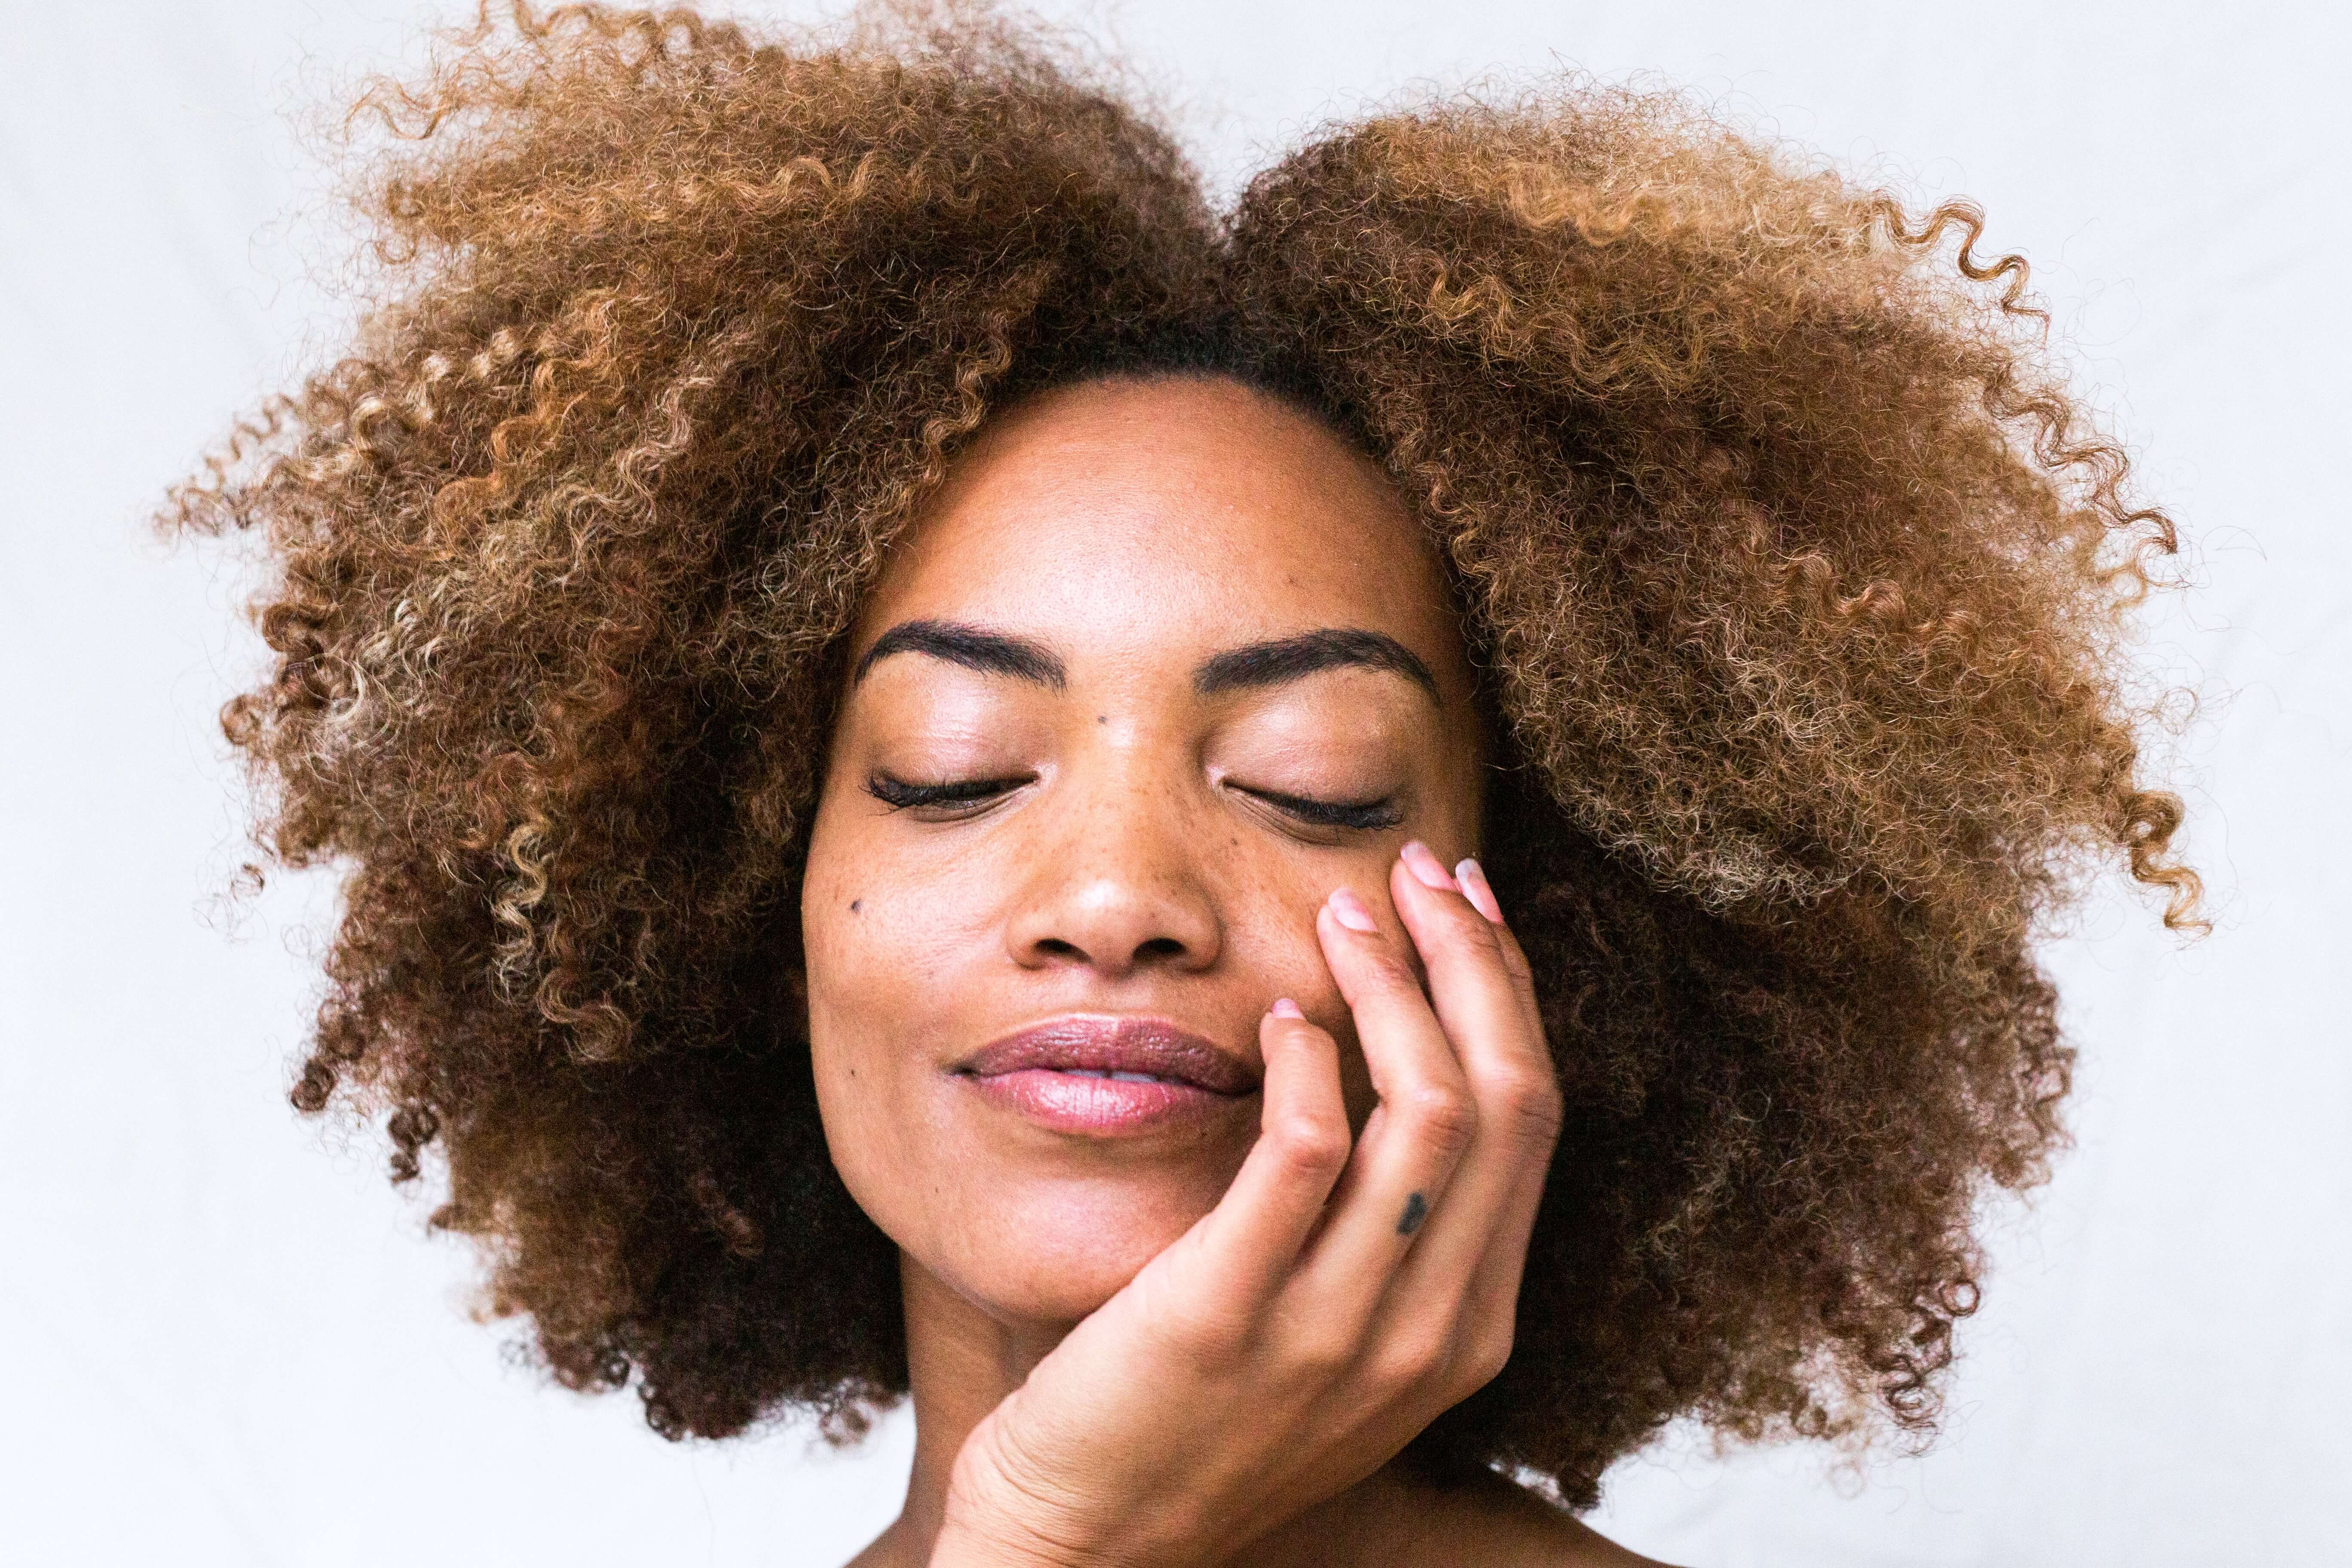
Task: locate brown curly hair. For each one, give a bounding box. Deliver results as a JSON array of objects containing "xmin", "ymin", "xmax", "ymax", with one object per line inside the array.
[{"xmin": 164, "ymin": 0, "xmax": 2199, "ymax": 1510}]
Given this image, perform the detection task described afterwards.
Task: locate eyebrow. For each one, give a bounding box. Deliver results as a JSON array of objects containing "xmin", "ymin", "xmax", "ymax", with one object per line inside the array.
[
  {"xmin": 851, "ymin": 619, "xmax": 1439, "ymax": 705},
  {"xmin": 852, "ymin": 619, "xmax": 1066, "ymax": 688},
  {"xmin": 1194, "ymin": 628, "xmax": 1440, "ymax": 705}
]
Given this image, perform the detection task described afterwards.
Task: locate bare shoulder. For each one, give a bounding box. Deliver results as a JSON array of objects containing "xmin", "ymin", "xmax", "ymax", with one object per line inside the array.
[{"xmin": 1415, "ymin": 1470, "xmax": 1681, "ymax": 1568}]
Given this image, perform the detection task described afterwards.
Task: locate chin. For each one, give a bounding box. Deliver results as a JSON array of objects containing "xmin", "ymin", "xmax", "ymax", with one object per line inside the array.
[{"xmin": 940, "ymin": 1164, "xmax": 1231, "ymax": 1326}]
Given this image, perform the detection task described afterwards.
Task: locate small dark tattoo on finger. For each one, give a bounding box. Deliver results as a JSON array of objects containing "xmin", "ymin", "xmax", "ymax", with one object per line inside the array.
[{"xmin": 1397, "ymin": 1191, "xmax": 1429, "ymax": 1235}]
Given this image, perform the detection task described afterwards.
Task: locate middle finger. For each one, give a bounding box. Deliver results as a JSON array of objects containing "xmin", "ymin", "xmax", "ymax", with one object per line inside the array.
[{"xmin": 1292, "ymin": 876, "xmax": 1480, "ymax": 1308}]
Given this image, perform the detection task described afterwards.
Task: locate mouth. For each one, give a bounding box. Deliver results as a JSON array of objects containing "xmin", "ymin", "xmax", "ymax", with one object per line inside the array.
[{"xmin": 955, "ymin": 1015, "xmax": 1259, "ymax": 1135}]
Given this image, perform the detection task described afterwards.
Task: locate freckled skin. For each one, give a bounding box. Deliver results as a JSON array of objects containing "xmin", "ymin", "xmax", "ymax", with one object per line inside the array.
[{"xmin": 802, "ymin": 376, "xmax": 1486, "ymax": 1331}]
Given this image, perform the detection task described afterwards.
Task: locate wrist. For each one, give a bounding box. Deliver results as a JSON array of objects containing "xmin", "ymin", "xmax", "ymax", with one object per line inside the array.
[
  {"xmin": 931, "ymin": 1456, "xmax": 1161, "ymax": 1568},
  {"xmin": 925, "ymin": 1518, "xmax": 1079, "ymax": 1568}
]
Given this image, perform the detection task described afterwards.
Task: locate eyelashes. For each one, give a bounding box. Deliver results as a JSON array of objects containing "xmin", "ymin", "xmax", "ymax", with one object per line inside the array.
[
  {"xmin": 1235, "ymin": 784, "xmax": 1404, "ymax": 832},
  {"xmin": 864, "ymin": 774, "xmax": 1030, "ymax": 812},
  {"xmin": 864, "ymin": 773, "xmax": 1401, "ymax": 832}
]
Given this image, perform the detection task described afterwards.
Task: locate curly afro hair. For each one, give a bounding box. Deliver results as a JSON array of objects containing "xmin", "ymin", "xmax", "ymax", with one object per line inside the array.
[{"xmin": 165, "ymin": 0, "xmax": 2199, "ymax": 1510}]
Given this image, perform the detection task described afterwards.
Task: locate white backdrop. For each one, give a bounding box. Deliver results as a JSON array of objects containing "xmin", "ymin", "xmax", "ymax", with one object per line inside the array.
[{"xmin": 4, "ymin": 2, "xmax": 2346, "ymax": 1563}]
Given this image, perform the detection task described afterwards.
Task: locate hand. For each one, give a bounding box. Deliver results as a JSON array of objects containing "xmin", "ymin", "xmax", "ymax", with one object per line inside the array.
[{"xmin": 931, "ymin": 842, "xmax": 1564, "ymax": 1568}]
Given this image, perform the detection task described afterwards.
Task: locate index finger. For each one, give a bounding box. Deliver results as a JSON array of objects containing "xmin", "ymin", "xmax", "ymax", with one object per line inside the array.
[{"xmin": 1176, "ymin": 1002, "xmax": 1353, "ymax": 1303}]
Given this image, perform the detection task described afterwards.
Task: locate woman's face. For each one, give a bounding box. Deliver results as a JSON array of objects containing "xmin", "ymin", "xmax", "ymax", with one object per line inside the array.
[{"xmin": 802, "ymin": 375, "xmax": 1486, "ymax": 1327}]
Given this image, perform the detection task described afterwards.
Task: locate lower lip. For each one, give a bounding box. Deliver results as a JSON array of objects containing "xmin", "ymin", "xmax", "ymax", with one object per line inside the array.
[{"xmin": 963, "ymin": 1069, "xmax": 1243, "ymax": 1134}]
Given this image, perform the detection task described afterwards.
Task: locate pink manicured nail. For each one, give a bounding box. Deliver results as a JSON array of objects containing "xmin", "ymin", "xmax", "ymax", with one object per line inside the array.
[
  {"xmin": 1271, "ymin": 997, "xmax": 1304, "ymax": 1019},
  {"xmin": 1327, "ymin": 887, "xmax": 1379, "ymax": 933},
  {"xmin": 1455, "ymin": 858, "xmax": 1504, "ymax": 923},
  {"xmin": 1400, "ymin": 840, "xmax": 1458, "ymax": 892}
]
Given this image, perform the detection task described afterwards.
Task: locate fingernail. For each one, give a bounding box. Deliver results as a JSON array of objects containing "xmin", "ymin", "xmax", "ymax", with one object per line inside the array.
[
  {"xmin": 1400, "ymin": 840, "xmax": 1458, "ymax": 892},
  {"xmin": 1326, "ymin": 887, "xmax": 1379, "ymax": 933},
  {"xmin": 1271, "ymin": 997, "xmax": 1304, "ymax": 1019},
  {"xmin": 1455, "ymin": 858, "xmax": 1503, "ymax": 923}
]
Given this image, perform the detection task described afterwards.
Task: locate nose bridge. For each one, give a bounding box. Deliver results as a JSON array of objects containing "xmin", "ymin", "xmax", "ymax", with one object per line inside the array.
[{"xmin": 1004, "ymin": 726, "xmax": 1221, "ymax": 975}]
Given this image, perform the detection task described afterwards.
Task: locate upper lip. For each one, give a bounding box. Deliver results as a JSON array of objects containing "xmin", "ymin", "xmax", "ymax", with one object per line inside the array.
[{"xmin": 958, "ymin": 1015, "xmax": 1260, "ymax": 1096}]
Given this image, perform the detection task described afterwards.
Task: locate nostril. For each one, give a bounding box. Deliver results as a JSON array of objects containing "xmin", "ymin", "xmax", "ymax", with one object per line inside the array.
[{"xmin": 1008, "ymin": 890, "xmax": 1218, "ymax": 974}]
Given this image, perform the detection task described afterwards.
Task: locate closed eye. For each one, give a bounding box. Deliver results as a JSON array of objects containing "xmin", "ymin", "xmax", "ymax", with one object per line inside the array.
[
  {"xmin": 865, "ymin": 773, "xmax": 1032, "ymax": 817},
  {"xmin": 867, "ymin": 774, "xmax": 1401, "ymax": 833},
  {"xmin": 1234, "ymin": 784, "xmax": 1403, "ymax": 833}
]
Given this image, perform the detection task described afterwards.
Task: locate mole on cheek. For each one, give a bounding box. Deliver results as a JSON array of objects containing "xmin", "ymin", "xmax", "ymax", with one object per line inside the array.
[{"xmin": 850, "ymin": 900, "xmax": 862, "ymax": 913}]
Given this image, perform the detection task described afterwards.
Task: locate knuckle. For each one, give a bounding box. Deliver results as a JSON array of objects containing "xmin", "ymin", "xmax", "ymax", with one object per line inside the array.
[
  {"xmin": 1423, "ymin": 898, "xmax": 1501, "ymax": 958},
  {"xmin": 1272, "ymin": 1113, "xmax": 1349, "ymax": 1176},
  {"xmin": 1487, "ymin": 1069, "xmax": 1565, "ymax": 1145},
  {"xmin": 1292, "ymin": 1330, "xmax": 1357, "ymax": 1381},
  {"xmin": 1178, "ymin": 1317, "xmax": 1251, "ymax": 1368},
  {"xmin": 1460, "ymin": 1323, "xmax": 1515, "ymax": 1388},
  {"xmin": 1349, "ymin": 937, "xmax": 1425, "ymax": 993},
  {"xmin": 1373, "ymin": 1330, "xmax": 1445, "ymax": 1391},
  {"xmin": 1404, "ymin": 1080, "xmax": 1479, "ymax": 1155},
  {"xmin": 1494, "ymin": 934, "xmax": 1539, "ymax": 990},
  {"xmin": 1161, "ymin": 1292, "xmax": 1251, "ymax": 1361}
]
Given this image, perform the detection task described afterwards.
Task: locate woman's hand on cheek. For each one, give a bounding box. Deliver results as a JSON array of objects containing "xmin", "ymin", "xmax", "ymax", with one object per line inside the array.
[{"xmin": 930, "ymin": 845, "xmax": 1564, "ymax": 1568}]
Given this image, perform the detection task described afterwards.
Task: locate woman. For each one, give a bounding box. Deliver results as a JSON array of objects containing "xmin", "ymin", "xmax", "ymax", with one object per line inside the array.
[{"xmin": 165, "ymin": 2, "xmax": 2199, "ymax": 1562}]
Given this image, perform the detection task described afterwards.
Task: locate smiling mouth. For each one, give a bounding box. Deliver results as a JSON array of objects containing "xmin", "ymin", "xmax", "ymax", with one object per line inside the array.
[
  {"xmin": 958, "ymin": 1014, "xmax": 1259, "ymax": 1093},
  {"xmin": 955, "ymin": 1015, "xmax": 1258, "ymax": 1133}
]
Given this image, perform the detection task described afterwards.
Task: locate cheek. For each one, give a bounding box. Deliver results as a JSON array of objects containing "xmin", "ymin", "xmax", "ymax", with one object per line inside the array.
[
  {"xmin": 1201, "ymin": 839, "xmax": 1388, "ymax": 1127},
  {"xmin": 794, "ymin": 776, "xmax": 1396, "ymax": 1314},
  {"xmin": 803, "ymin": 776, "xmax": 998, "ymax": 999},
  {"xmin": 799, "ymin": 798, "xmax": 965, "ymax": 1231}
]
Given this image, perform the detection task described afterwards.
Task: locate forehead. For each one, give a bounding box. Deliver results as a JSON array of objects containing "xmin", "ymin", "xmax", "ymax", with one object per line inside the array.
[{"xmin": 852, "ymin": 376, "xmax": 1469, "ymax": 693}]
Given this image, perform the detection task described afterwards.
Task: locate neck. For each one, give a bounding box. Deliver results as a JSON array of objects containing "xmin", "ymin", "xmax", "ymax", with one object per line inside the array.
[
  {"xmin": 858, "ymin": 1253, "xmax": 1449, "ymax": 1568},
  {"xmin": 880, "ymin": 1253, "xmax": 1073, "ymax": 1559}
]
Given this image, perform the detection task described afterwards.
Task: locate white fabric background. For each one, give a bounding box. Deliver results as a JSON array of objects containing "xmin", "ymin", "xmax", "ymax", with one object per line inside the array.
[{"xmin": 3, "ymin": 2, "xmax": 2346, "ymax": 1563}]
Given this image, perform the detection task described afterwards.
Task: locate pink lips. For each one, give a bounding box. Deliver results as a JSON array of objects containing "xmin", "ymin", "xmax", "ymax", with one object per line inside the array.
[{"xmin": 957, "ymin": 1015, "xmax": 1259, "ymax": 1135}]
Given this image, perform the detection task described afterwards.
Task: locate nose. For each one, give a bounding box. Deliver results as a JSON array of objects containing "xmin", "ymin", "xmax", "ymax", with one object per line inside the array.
[{"xmin": 1002, "ymin": 775, "xmax": 1222, "ymax": 979}]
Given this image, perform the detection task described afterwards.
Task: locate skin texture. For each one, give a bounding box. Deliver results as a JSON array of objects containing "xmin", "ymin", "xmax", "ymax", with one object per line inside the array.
[
  {"xmin": 162, "ymin": 0, "xmax": 2203, "ymax": 1529},
  {"xmin": 804, "ymin": 376, "xmax": 1482, "ymax": 1327},
  {"xmin": 807, "ymin": 374, "xmax": 1645, "ymax": 1566}
]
